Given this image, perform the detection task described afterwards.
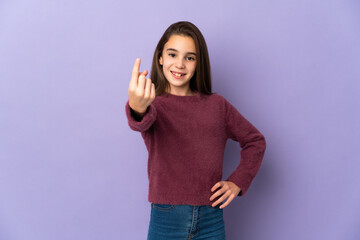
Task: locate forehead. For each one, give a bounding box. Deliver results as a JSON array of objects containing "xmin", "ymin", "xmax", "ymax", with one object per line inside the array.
[{"xmin": 164, "ymin": 35, "xmax": 196, "ymax": 53}]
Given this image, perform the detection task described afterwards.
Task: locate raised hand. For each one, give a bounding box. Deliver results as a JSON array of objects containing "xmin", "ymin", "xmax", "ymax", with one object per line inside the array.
[{"xmin": 128, "ymin": 58, "xmax": 156, "ymax": 116}]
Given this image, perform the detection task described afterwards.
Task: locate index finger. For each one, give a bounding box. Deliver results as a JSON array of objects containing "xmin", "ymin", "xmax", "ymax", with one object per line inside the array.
[
  {"xmin": 211, "ymin": 182, "xmax": 222, "ymax": 192},
  {"xmin": 130, "ymin": 58, "xmax": 141, "ymax": 88}
]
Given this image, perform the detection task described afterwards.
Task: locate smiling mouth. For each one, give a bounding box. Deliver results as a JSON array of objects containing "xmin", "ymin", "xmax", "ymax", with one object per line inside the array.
[{"xmin": 171, "ymin": 71, "xmax": 186, "ymax": 77}]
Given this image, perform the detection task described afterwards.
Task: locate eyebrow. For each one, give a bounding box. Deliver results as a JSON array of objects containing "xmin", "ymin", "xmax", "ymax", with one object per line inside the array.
[{"xmin": 166, "ymin": 48, "xmax": 196, "ymax": 56}]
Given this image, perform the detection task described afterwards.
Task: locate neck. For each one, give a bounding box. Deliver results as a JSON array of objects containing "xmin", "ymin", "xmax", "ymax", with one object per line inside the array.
[{"xmin": 166, "ymin": 88, "xmax": 196, "ymax": 96}]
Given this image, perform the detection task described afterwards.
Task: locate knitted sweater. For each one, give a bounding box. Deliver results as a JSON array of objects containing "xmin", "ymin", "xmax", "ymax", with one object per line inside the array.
[{"xmin": 125, "ymin": 91, "xmax": 266, "ymax": 206}]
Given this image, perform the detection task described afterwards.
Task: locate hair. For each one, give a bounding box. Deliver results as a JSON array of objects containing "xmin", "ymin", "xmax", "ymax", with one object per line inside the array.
[{"xmin": 150, "ymin": 21, "xmax": 212, "ymax": 96}]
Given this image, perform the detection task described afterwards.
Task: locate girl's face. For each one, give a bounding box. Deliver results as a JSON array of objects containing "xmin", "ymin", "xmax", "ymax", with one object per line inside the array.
[{"xmin": 159, "ymin": 34, "xmax": 197, "ymax": 94}]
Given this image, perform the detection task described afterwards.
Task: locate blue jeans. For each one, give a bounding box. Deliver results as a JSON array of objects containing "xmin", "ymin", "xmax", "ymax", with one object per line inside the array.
[{"xmin": 147, "ymin": 203, "xmax": 226, "ymax": 240}]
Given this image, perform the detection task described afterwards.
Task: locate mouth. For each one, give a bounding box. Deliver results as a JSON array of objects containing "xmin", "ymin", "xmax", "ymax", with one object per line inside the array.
[{"xmin": 171, "ymin": 71, "xmax": 186, "ymax": 78}]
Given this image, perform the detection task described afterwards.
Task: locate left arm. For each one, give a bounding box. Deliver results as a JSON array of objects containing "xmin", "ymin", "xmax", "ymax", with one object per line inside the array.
[{"xmin": 210, "ymin": 97, "xmax": 266, "ymax": 208}]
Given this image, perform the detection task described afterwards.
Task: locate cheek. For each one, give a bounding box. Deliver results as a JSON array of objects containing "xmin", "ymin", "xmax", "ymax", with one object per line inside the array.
[
  {"xmin": 162, "ymin": 57, "xmax": 173, "ymax": 69},
  {"xmin": 189, "ymin": 62, "xmax": 197, "ymax": 73},
  {"xmin": 163, "ymin": 63, "xmax": 171, "ymax": 72}
]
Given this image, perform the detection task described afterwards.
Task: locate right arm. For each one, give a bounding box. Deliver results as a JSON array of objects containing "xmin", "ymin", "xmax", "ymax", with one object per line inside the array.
[{"xmin": 125, "ymin": 58, "xmax": 157, "ymax": 132}]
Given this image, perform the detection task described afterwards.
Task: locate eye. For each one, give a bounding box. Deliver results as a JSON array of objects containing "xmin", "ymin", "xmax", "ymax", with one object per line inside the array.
[
  {"xmin": 168, "ymin": 53, "xmax": 176, "ymax": 57},
  {"xmin": 186, "ymin": 56, "xmax": 195, "ymax": 61}
]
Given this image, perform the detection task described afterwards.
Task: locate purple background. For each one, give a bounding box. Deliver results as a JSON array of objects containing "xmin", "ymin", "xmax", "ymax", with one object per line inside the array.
[{"xmin": 1, "ymin": 0, "xmax": 359, "ymax": 239}]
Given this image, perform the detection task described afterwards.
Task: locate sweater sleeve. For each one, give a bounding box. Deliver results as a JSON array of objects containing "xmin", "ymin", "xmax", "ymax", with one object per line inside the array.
[
  {"xmin": 223, "ymin": 98, "xmax": 266, "ymax": 196},
  {"xmin": 125, "ymin": 100, "xmax": 157, "ymax": 132}
]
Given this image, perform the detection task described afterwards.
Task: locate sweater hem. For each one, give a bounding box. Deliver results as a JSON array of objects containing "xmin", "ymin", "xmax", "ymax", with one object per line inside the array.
[{"xmin": 149, "ymin": 193, "xmax": 214, "ymax": 206}]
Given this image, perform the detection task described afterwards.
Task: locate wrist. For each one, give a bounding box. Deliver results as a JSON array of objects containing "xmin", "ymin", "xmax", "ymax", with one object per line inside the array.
[
  {"xmin": 129, "ymin": 102, "xmax": 147, "ymax": 116},
  {"xmin": 132, "ymin": 108, "xmax": 147, "ymax": 116}
]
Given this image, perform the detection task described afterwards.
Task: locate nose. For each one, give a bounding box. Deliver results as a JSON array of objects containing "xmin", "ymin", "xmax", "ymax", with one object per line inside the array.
[{"xmin": 175, "ymin": 58, "xmax": 185, "ymax": 69}]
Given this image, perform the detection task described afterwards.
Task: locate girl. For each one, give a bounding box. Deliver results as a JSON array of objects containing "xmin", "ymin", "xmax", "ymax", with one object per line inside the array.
[{"xmin": 125, "ymin": 21, "xmax": 266, "ymax": 240}]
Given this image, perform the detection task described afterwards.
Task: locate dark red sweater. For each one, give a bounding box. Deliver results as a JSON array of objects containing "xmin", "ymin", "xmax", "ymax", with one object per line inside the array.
[{"xmin": 125, "ymin": 91, "xmax": 266, "ymax": 206}]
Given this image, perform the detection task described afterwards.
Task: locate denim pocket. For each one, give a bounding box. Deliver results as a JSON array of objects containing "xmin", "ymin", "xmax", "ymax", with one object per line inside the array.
[{"xmin": 151, "ymin": 203, "xmax": 175, "ymax": 211}]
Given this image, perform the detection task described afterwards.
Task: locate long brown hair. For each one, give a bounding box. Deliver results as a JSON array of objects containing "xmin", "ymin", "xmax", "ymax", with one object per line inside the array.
[{"xmin": 150, "ymin": 21, "xmax": 212, "ymax": 96}]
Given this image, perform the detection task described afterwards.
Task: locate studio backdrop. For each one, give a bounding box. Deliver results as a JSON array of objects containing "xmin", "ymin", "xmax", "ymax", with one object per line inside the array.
[{"xmin": 1, "ymin": 0, "xmax": 359, "ymax": 239}]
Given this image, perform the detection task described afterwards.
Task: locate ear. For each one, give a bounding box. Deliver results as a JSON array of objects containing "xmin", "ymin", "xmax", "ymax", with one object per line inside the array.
[{"xmin": 159, "ymin": 56, "xmax": 163, "ymax": 66}]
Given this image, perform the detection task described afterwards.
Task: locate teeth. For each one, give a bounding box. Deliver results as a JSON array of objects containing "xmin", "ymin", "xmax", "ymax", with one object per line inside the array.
[{"xmin": 172, "ymin": 72, "xmax": 183, "ymax": 77}]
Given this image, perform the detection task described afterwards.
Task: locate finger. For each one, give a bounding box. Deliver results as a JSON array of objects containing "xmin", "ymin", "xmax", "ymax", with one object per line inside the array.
[
  {"xmin": 219, "ymin": 194, "xmax": 235, "ymax": 209},
  {"xmin": 144, "ymin": 78, "xmax": 152, "ymax": 99},
  {"xmin": 212, "ymin": 190, "xmax": 231, "ymax": 207},
  {"xmin": 130, "ymin": 58, "xmax": 141, "ymax": 88},
  {"xmin": 212, "ymin": 194, "xmax": 227, "ymax": 207},
  {"xmin": 137, "ymin": 74, "xmax": 146, "ymax": 94},
  {"xmin": 211, "ymin": 181, "xmax": 223, "ymax": 192},
  {"xmin": 139, "ymin": 70, "xmax": 148, "ymax": 77},
  {"xmin": 150, "ymin": 82, "xmax": 155, "ymax": 100},
  {"xmin": 209, "ymin": 186, "xmax": 227, "ymax": 201}
]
